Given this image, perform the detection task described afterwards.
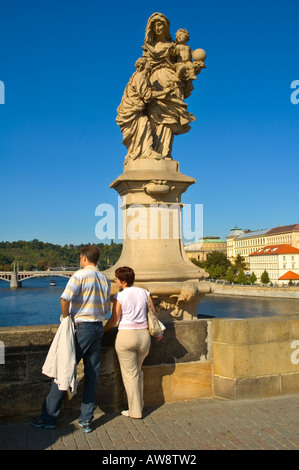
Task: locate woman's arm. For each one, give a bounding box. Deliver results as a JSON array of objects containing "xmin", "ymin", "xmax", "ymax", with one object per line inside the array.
[{"xmin": 104, "ymin": 299, "xmax": 122, "ymax": 332}]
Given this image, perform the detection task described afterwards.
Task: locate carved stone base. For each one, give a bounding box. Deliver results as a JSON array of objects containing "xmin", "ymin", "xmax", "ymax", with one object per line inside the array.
[{"xmin": 104, "ymin": 158, "xmax": 214, "ymax": 319}]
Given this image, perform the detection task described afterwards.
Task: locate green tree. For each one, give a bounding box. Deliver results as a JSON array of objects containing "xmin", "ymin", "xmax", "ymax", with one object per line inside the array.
[
  {"xmin": 226, "ymin": 267, "xmax": 235, "ymax": 283},
  {"xmin": 235, "ymin": 268, "xmax": 247, "ymax": 284},
  {"xmin": 189, "ymin": 257, "xmax": 205, "ymax": 269},
  {"xmin": 207, "ymin": 264, "xmax": 217, "ymax": 279},
  {"xmin": 0, "ymin": 240, "xmax": 123, "ymax": 272},
  {"xmin": 0, "ymin": 250, "xmax": 13, "ymax": 269},
  {"xmin": 233, "ymin": 254, "xmax": 247, "ymax": 273},
  {"xmin": 261, "ymin": 270, "xmax": 270, "ymax": 284},
  {"xmin": 215, "ymin": 264, "xmax": 226, "ymax": 278},
  {"xmin": 206, "ymin": 263, "xmax": 226, "ymax": 279},
  {"xmin": 23, "ymin": 261, "xmax": 35, "ymax": 271},
  {"xmin": 206, "ymin": 252, "xmax": 231, "ymax": 272},
  {"xmin": 36, "ymin": 258, "xmax": 48, "ymax": 271},
  {"xmin": 248, "ymin": 271, "xmax": 257, "ymax": 284}
]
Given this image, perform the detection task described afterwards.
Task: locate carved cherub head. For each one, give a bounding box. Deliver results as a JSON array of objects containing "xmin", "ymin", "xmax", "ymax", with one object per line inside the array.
[{"xmin": 175, "ymin": 28, "xmax": 190, "ymax": 45}]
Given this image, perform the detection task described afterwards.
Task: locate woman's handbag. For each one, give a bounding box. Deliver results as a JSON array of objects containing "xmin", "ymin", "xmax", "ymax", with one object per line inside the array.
[{"xmin": 145, "ymin": 292, "xmax": 166, "ymax": 337}]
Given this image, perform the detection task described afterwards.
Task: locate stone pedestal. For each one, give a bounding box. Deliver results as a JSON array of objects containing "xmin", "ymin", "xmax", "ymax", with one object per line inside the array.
[{"xmin": 104, "ymin": 159, "xmax": 214, "ymax": 320}]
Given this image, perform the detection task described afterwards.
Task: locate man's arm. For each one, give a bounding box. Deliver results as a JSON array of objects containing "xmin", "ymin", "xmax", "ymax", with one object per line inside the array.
[
  {"xmin": 60, "ymin": 273, "xmax": 80, "ymax": 319},
  {"xmin": 61, "ymin": 298, "xmax": 70, "ymax": 318}
]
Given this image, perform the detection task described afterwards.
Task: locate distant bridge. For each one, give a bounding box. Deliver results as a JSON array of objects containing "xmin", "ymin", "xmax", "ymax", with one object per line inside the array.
[{"xmin": 0, "ymin": 270, "xmax": 78, "ymax": 288}]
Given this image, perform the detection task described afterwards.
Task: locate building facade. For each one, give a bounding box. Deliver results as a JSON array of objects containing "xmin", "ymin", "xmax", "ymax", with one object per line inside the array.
[
  {"xmin": 226, "ymin": 224, "xmax": 299, "ymax": 267},
  {"xmin": 184, "ymin": 237, "xmax": 227, "ymax": 262},
  {"xmin": 226, "ymin": 227, "xmax": 244, "ymax": 261},
  {"xmin": 249, "ymin": 244, "xmax": 299, "ymax": 284}
]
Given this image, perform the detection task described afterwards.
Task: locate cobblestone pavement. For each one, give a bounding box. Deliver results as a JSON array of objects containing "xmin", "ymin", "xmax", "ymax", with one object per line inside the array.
[{"xmin": 1, "ymin": 394, "xmax": 299, "ymax": 451}]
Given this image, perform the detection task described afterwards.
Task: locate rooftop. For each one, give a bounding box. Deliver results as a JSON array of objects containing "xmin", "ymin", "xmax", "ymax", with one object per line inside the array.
[
  {"xmin": 236, "ymin": 229, "xmax": 269, "ymax": 240},
  {"xmin": 226, "ymin": 223, "xmax": 299, "ymax": 240},
  {"xmin": 250, "ymin": 244, "xmax": 299, "ymax": 257},
  {"xmin": 266, "ymin": 224, "xmax": 299, "ymax": 235},
  {"xmin": 226, "ymin": 227, "xmax": 244, "ymax": 238},
  {"xmin": 278, "ymin": 271, "xmax": 299, "ymax": 280},
  {"xmin": 185, "ymin": 238, "xmax": 227, "ymax": 250}
]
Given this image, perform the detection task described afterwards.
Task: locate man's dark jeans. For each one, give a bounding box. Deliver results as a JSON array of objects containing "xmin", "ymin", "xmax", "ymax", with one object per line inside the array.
[{"xmin": 41, "ymin": 321, "xmax": 104, "ymax": 425}]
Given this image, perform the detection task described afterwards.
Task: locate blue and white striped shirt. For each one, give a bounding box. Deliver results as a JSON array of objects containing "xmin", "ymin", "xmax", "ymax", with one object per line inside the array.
[{"xmin": 61, "ymin": 266, "xmax": 111, "ymax": 323}]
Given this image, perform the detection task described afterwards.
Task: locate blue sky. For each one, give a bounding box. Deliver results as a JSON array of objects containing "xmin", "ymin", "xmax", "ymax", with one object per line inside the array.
[{"xmin": 0, "ymin": 0, "xmax": 298, "ymax": 245}]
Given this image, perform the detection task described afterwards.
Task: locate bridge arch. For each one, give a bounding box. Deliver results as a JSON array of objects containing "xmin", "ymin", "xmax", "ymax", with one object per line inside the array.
[{"xmin": 17, "ymin": 272, "xmax": 74, "ymax": 282}]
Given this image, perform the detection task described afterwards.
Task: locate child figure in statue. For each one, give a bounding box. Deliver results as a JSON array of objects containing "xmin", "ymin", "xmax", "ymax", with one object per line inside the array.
[{"xmin": 174, "ymin": 29, "xmax": 197, "ymax": 81}]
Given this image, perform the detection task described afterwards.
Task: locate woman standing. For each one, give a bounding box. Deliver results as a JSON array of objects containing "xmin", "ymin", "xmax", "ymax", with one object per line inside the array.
[{"xmin": 104, "ymin": 266, "xmax": 155, "ymax": 418}]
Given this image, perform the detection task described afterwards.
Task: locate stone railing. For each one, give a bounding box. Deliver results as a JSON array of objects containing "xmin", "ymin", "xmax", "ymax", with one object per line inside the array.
[{"xmin": 0, "ymin": 315, "xmax": 299, "ymax": 420}]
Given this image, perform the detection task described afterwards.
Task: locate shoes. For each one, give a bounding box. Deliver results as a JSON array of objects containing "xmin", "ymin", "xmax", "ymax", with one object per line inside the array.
[
  {"xmin": 31, "ymin": 416, "xmax": 92, "ymax": 433},
  {"xmin": 31, "ymin": 416, "xmax": 56, "ymax": 429},
  {"xmin": 79, "ymin": 421, "xmax": 92, "ymax": 433},
  {"xmin": 121, "ymin": 410, "xmax": 142, "ymax": 419}
]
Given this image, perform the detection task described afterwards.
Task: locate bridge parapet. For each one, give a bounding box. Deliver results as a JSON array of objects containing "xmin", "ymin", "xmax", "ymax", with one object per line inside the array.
[{"xmin": 17, "ymin": 271, "xmax": 75, "ymax": 280}]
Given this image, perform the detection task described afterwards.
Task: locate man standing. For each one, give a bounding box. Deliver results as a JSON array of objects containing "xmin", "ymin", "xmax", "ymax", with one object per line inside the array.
[{"xmin": 31, "ymin": 245, "xmax": 111, "ymax": 433}]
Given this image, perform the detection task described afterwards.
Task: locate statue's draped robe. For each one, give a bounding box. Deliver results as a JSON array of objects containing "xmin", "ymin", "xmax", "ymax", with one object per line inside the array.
[
  {"xmin": 142, "ymin": 41, "xmax": 196, "ymax": 157},
  {"xmin": 116, "ymin": 71, "xmax": 154, "ymax": 160}
]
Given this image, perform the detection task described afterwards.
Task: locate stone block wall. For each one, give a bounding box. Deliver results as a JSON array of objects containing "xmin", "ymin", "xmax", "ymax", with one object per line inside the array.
[
  {"xmin": 142, "ymin": 321, "xmax": 212, "ymax": 404},
  {"xmin": 0, "ymin": 325, "xmax": 125, "ymax": 419},
  {"xmin": 213, "ymin": 316, "xmax": 299, "ymax": 399},
  {"xmin": 0, "ymin": 315, "xmax": 299, "ymax": 420},
  {"xmin": 0, "ymin": 320, "xmax": 212, "ymax": 420}
]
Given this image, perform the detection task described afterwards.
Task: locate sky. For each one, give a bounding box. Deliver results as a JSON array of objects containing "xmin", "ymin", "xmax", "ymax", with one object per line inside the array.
[{"xmin": 0, "ymin": 0, "xmax": 298, "ymax": 246}]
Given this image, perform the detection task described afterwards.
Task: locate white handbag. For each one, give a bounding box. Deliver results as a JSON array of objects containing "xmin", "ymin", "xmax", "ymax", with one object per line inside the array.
[{"xmin": 145, "ymin": 291, "xmax": 166, "ymax": 337}]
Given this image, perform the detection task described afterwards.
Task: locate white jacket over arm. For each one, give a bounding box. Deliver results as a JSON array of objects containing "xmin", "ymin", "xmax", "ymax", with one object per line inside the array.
[{"xmin": 42, "ymin": 316, "xmax": 78, "ymax": 394}]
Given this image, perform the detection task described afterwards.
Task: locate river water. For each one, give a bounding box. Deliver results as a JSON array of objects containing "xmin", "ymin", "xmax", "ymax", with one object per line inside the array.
[{"xmin": 0, "ymin": 277, "xmax": 299, "ymax": 327}]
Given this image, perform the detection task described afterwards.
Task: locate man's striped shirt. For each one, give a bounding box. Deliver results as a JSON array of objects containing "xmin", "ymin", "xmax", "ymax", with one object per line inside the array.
[{"xmin": 61, "ymin": 266, "xmax": 111, "ymax": 323}]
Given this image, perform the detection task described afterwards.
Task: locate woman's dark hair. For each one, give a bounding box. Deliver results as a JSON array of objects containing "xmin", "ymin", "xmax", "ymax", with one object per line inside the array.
[{"xmin": 115, "ymin": 266, "xmax": 135, "ymax": 286}]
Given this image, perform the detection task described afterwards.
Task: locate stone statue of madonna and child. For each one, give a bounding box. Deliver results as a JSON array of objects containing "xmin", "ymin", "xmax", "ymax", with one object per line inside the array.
[{"xmin": 116, "ymin": 12, "xmax": 206, "ymax": 163}]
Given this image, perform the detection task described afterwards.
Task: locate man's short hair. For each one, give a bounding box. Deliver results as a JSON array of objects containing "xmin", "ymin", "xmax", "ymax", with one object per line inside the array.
[
  {"xmin": 80, "ymin": 245, "xmax": 100, "ymax": 264},
  {"xmin": 115, "ymin": 266, "xmax": 135, "ymax": 286}
]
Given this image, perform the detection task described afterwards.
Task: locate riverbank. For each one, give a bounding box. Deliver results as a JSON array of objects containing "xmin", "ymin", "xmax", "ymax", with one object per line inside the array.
[{"xmin": 212, "ymin": 283, "xmax": 299, "ymax": 299}]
